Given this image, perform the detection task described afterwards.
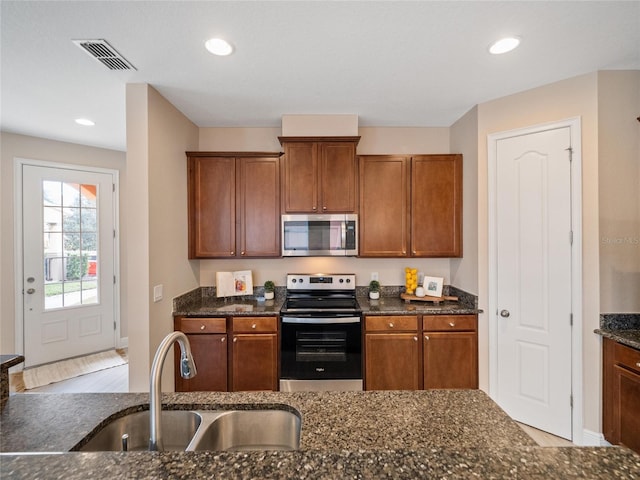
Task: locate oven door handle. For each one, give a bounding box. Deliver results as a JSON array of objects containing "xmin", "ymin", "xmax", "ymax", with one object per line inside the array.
[{"xmin": 282, "ymin": 316, "xmax": 361, "ymax": 325}]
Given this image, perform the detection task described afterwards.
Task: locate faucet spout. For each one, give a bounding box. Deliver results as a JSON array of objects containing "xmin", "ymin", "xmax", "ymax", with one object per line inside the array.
[{"xmin": 149, "ymin": 331, "xmax": 197, "ymax": 451}]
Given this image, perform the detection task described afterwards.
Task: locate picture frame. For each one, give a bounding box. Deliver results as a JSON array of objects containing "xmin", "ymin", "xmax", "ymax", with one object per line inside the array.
[{"xmin": 423, "ymin": 276, "xmax": 444, "ymax": 298}]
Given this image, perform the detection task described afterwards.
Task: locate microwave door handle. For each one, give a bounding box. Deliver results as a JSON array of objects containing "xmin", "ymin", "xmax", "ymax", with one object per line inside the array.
[{"xmin": 341, "ymin": 220, "xmax": 347, "ymax": 249}]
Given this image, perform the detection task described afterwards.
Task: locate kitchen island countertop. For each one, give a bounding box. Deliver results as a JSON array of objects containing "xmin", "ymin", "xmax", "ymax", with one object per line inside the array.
[{"xmin": 2, "ymin": 390, "xmax": 639, "ymax": 479}]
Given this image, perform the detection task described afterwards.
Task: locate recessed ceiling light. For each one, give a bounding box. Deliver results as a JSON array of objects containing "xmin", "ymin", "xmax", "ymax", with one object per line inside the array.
[
  {"xmin": 489, "ymin": 37, "xmax": 521, "ymax": 55},
  {"xmin": 75, "ymin": 118, "xmax": 95, "ymax": 126},
  {"xmin": 205, "ymin": 38, "xmax": 233, "ymax": 56}
]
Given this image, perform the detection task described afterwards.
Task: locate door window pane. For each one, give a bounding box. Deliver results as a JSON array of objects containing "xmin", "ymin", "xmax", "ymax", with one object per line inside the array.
[{"xmin": 42, "ymin": 180, "xmax": 100, "ymax": 310}]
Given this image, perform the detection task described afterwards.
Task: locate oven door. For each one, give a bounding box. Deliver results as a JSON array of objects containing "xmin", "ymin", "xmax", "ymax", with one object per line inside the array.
[{"xmin": 280, "ymin": 315, "xmax": 362, "ymax": 383}]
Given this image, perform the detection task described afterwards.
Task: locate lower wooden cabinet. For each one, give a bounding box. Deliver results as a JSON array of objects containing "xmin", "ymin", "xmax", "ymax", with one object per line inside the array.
[
  {"xmin": 364, "ymin": 314, "xmax": 478, "ymax": 390},
  {"xmin": 174, "ymin": 317, "xmax": 227, "ymax": 392},
  {"xmin": 230, "ymin": 316, "xmax": 278, "ymax": 392},
  {"xmin": 174, "ymin": 315, "xmax": 278, "ymax": 392},
  {"xmin": 603, "ymin": 337, "xmax": 640, "ymax": 454}
]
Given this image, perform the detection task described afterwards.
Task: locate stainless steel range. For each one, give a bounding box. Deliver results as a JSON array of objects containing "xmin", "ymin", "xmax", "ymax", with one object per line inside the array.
[{"xmin": 279, "ymin": 273, "xmax": 362, "ymax": 392}]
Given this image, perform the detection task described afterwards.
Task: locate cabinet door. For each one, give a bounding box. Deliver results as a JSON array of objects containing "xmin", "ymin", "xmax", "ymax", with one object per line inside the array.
[
  {"xmin": 320, "ymin": 142, "xmax": 357, "ymax": 213},
  {"xmin": 613, "ymin": 365, "xmax": 640, "ymax": 454},
  {"xmin": 423, "ymin": 332, "xmax": 477, "ymax": 389},
  {"xmin": 176, "ymin": 333, "xmax": 228, "ymax": 392},
  {"xmin": 238, "ymin": 157, "xmax": 281, "ymax": 257},
  {"xmin": 230, "ymin": 333, "xmax": 278, "ymax": 391},
  {"xmin": 359, "ymin": 156, "xmax": 410, "ymax": 257},
  {"xmin": 365, "ymin": 333, "xmax": 420, "ymax": 390},
  {"xmin": 282, "ymin": 142, "xmax": 318, "ymax": 212},
  {"xmin": 188, "ymin": 156, "xmax": 236, "ymax": 258},
  {"xmin": 411, "ymin": 155, "xmax": 462, "ymax": 257}
]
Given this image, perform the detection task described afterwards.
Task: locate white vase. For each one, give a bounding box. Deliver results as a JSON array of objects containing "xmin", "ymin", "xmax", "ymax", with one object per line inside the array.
[
  {"xmin": 369, "ymin": 291, "xmax": 380, "ymax": 300},
  {"xmin": 264, "ymin": 291, "xmax": 274, "ymax": 300}
]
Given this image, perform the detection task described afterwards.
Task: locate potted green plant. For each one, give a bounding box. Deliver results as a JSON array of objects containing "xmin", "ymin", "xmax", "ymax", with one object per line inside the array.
[
  {"xmin": 368, "ymin": 280, "xmax": 381, "ymax": 300},
  {"xmin": 263, "ymin": 280, "xmax": 276, "ymax": 300}
]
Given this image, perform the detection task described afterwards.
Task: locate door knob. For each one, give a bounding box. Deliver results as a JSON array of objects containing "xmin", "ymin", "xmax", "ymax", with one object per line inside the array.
[
  {"xmin": 500, "ymin": 309, "xmax": 510, "ymax": 318},
  {"xmin": 26, "ymin": 288, "xmax": 35, "ymax": 294}
]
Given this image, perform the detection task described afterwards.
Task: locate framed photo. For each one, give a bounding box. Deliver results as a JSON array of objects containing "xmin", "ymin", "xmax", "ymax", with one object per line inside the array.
[{"xmin": 423, "ymin": 276, "xmax": 444, "ymax": 298}]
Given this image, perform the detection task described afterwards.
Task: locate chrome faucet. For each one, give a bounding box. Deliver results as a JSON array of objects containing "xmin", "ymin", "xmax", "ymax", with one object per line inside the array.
[{"xmin": 149, "ymin": 331, "xmax": 197, "ymax": 451}]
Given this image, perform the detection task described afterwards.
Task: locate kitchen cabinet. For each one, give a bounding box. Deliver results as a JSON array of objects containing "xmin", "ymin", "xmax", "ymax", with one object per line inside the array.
[
  {"xmin": 187, "ymin": 152, "xmax": 282, "ymax": 258},
  {"xmin": 603, "ymin": 338, "xmax": 640, "ymax": 454},
  {"xmin": 174, "ymin": 317, "xmax": 227, "ymax": 392},
  {"xmin": 364, "ymin": 316, "xmax": 420, "ymax": 390},
  {"xmin": 279, "ymin": 137, "xmax": 360, "ymax": 213},
  {"xmin": 423, "ymin": 315, "xmax": 478, "ymax": 389},
  {"xmin": 358, "ymin": 154, "xmax": 462, "ymax": 257},
  {"xmin": 230, "ymin": 316, "xmax": 278, "ymax": 392}
]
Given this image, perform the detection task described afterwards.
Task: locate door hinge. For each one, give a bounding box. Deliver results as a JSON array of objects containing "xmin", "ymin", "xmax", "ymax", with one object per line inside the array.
[
  {"xmin": 569, "ymin": 230, "xmax": 573, "ymax": 245},
  {"xmin": 113, "ymin": 229, "xmax": 116, "ymax": 239},
  {"xmin": 570, "ymin": 313, "xmax": 573, "ymax": 326},
  {"xmin": 112, "ymin": 183, "xmax": 116, "ymax": 192},
  {"xmin": 566, "ymin": 146, "xmax": 573, "ymax": 161},
  {"xmin": 570, "ymin": 394, "xmax": 573, "ymax": 408},
  {"xmin": 113, "ymin": 275, "xmax": 116, "ymax": 285},
  {"xmin": 113, "ymin": 321, "xmax": 116, "ymax": 331}
]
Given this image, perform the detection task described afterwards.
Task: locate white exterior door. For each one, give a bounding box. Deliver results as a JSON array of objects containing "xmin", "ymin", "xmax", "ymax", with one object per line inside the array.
[
  {"xmin": 22, "ymin": 163, "xmax": 117, "ymax": 367},
  {"xmin": 494, "ymin": 126, "xmax": 573, "ymax": 440}
]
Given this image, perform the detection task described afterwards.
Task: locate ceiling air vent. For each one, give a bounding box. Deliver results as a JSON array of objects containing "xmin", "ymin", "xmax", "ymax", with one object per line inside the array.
[{"xmin": 73, "ymin": 39, "xmax": 136, "ymax": 71}]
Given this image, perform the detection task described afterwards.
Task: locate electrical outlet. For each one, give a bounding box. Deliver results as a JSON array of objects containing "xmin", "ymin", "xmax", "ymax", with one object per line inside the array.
[
  {"xmin": 153, "ymin": 284, "xmax": 163, "ymax": 303},
  {"xmin": 371, "ymin": 272, "xmax": 379, "ymax": 281}
]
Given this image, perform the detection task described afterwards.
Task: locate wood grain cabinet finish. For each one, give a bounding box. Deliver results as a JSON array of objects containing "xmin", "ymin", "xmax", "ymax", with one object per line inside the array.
[
  {"xmin": 603, "ymin": 338, "xmax": 640, "ymax": 454},
  {"xmin": 174, "ymin": 317, "xmax": 227, "ymax": 392},
  {"xmin": 279, "ymin": 137, "xmax": 360, "ymax": 213},
  {"xmin": 187, "ymin": 152, "xmax": 281, "ymax": 259},
  {"xmin": 358, "ymin": 154, "xmax": 462, "ymax": 258},
  {"xmin": 230, "ymin": 316, "xmax": 278, "ymax": 392},
  {"xmin": 364, "ymin": 314, "xmax": 478, "ymax": 391},
  {"xmin": 364, "ymin": 316, "xmax": 420, "ymax": 390},
  {"xmin": 423, "ymin": 315, "xmax": 478, "ymax": 389}
]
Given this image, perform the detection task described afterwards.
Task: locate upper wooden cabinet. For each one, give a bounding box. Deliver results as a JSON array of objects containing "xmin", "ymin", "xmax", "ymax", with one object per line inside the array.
[
  {"xmin": 187, "ymin": 152, "xmax": 282, "ymax": 259},
  {"xmin": 279, "ymin": 137, "xmax": 360, "ymax": 213},
  {"xmin": 359, "ymin": 154, "xmax": 462, "ymax": 258}
]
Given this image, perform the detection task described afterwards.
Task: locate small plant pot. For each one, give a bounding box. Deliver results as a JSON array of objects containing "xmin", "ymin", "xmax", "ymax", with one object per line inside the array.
[
  {"xmin": 264, "ymin": 291, "xmax": 275, "ymax": 300},
  {"xmin": 369, "ymin": 291, "xmax": 380, "ymax": 300}
]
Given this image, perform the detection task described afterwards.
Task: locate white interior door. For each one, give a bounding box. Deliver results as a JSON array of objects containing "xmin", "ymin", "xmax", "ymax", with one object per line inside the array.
[
  {"xmin": 494, "ymin": 127, "xmax": 573, "ymax": 440},
  {"xmin": 22, "ymin": 164, "xmax": 116, "ymax": 368}
]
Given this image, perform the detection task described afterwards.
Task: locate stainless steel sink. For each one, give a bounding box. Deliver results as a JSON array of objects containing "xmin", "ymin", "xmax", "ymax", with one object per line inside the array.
[
  {"xmin": 78, "ymin": 408, "xmax": 301, "ymax": 452},
  {"xmin": 80, "ymin": 410, "xmax": 201, "ymax": 452},
  {"xmin": 188, "ymin": 410, "xmax": 301, "ymax": 451}
]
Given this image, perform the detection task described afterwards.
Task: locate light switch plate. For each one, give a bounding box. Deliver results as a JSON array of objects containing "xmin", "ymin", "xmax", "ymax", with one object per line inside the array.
[{"xmin": 153, "ymin": 284, "xmax": 163, "ymax": 302}]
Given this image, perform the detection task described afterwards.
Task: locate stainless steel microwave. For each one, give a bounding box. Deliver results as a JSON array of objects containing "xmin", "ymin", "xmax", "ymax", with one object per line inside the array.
[{"xmin": 281, "ymin": 214, "xmax": 358, "ymax": 256}]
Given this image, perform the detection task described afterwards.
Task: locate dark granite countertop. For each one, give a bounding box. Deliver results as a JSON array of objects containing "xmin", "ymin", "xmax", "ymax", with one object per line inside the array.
[
  {"xmin": 595, "ymin": 329, "xmax": 640, "ymax": 351},
  {"xmin": 595, "ymin": 313, "xmax": 640, "ymax": 350},
  {"xmin": 0, "ymin": 355, "xmax": 25, "ymax": 370},
  {"xmin": 358, "ymin": 296, "xmax": 478, "ymax": 315},
  {"xmin": 1, "ymin": 390, "xmax": 638, "ymax": 479}
]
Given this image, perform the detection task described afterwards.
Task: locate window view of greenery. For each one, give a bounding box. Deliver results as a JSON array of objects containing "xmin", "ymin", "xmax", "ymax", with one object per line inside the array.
[{"xmin": 42, "ymin": 181, "xmax": 99, "ymax": 309}]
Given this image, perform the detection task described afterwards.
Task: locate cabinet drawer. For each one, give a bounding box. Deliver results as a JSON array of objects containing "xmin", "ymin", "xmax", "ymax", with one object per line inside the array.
[
  {"xmin": 232, "ymin": 316, "xmax": 278, "ymax": 333},
  {"xmin": 366, "ymin": 315, "xmax": 418, "ymax": 332},
  {"xmin": 423, "ymin": 315, "xmax": 476, "ymax": 332},
  {"xmin": 614, "ymin": 342, "xmax": 640, "ymax": 373},
  {"xmin": 179, "ymin": 317, "xmax": 227, "ymax": 334}
]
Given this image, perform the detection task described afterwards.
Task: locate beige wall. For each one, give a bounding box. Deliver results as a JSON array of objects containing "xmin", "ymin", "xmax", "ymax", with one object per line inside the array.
[
  {"xmin": 0, "ymin": 132, "xmax": 126, "ymax": 356},
  {"xmin": 597, "ymin": 71, "xmax": 640, "ymax": 313},
  {"xmin": 477, "ymin": 72, "xmax": 601, "ymax": 435},
  {"xmin": 126, "ymin": 85, "xmax": 199, "ymax": 392},
  {"xmin": 196, "ymin": 126, "xmax": 455, "ymax": 290}
]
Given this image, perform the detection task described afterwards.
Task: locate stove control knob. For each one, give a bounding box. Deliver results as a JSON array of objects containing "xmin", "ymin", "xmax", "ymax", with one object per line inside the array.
[
  {"xmin": 339, "ymin": 278, "xmax": 344, "ymax": 283},
  {"xmin": 299, "ymin": 278, "xmax": 304, "ymax": 283},
  {"xmin": 291, "ymin": 279, "xmax": 297, "ymax": 283},
  {"xmin": 346, "ymin": 278, "xmax": 351, "ymax": 283}
]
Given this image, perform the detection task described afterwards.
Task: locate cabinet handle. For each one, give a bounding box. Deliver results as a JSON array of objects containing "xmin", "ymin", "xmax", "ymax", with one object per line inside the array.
[
  {"xmin": 412, "ymin": 250, "xmax": 416, "ymax": 254},
  {"xmin": 449, "ymin": 322, "xmax": 455, "ymax": 327},
  {"xmin": 233, "ymin": 337, "xmax": 238, "ymax": 342},
  {"xmin": 389, "ymin": 323, "xmax": 394, "ymax": 328},
  {"xmin": 413, "ymin": 336, "xmax": 418, "ymax": 342},
  {"xmin": 230, "ymin": 251, "xmax": 235, "ymax": 255},
  {"xmin": 322, "ymin": 206, "xmax": 327, "ymax": 211},
  {"xmin": 241, "ymin": 251, "xmax": 245, "ymax": 256},
  {"xmin": 221, "ymin": 337, "xmax": 226, "ymax": 342},
  {"xmin": 252, "ymin": 324, "xmax": 257, "ymax": 329},
  {"xmin": 636, "ymin": 362, "xmax": 640, "ymax": 368},
  {"xmin": 200, "ymin": 325, "xmax": 206, "ymax": 330},
  {"xmin": 424, "ymin": 335, "xmax": 430, "ymax": 341}
]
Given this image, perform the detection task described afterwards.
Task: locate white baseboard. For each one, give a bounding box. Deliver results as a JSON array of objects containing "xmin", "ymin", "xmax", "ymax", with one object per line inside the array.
[{"xmin": 581, "ymin": 429, "xmax": 609, "ymax": 446}]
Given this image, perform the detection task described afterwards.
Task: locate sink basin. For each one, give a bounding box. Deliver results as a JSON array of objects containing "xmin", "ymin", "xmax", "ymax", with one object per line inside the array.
[
  {"xmin": 79, "ymin": 410, "xmax": 201, "ymax": 452},
  {"xmin": 78, "ymin": 408, "xmax": 301, "ymax": 452},
  {"xmin": 189, "ymin": 410, "xmax": 301, "ymax": 451}
]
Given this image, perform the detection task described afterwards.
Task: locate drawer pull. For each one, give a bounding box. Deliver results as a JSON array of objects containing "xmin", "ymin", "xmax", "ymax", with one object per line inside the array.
[
  {"xmin": 424, "ymin": 335, "xmax": 430, "ymax": 341},
  {"xmin": 200, "ymin": 325, "xmax": 206, "ymax": 330},
  {"xmin": 413, "ymin": 336, "xmax": 418, "ymax": 342},
  {"xmin": 221, "ymin": 337, "xmax": 226, "ymax": 342},
  {"xmin": 636, "ymin": 362, "xmax": 640, "ymax": 368},
  {"xmin": 233, "ymin": 337, "xmax": 238, "ymax": 342},
  {"xmin": 252, "ymin": 324, "xmax": 257, "ymax": 329},
  {"xmin": 389, "ymin": 323, "xmax": 394, "ymax": 328},
  {"xmin": 449, "ymin": 322, "xmax": 455, "ymax": 327}
]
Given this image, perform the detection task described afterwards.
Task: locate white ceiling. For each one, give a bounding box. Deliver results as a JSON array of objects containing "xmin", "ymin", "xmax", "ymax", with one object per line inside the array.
[{"xmin": 2, "ymin": 1, "xmax": 639, "ymax": 152}]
